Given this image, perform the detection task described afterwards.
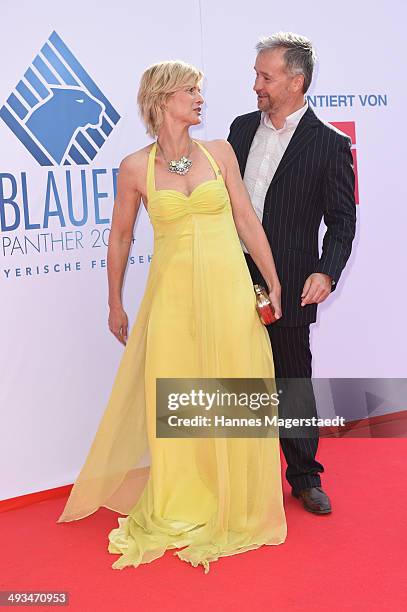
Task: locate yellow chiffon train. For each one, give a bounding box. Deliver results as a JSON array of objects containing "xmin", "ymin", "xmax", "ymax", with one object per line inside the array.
[{"xmin": 57, "ymin": 141, "xmax": 287, "ymax": 572}]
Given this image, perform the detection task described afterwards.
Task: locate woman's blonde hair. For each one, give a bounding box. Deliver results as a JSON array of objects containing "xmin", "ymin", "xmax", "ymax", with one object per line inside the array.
[{"xmin": 137, "ymin": 60, "xmax": 203, "ymax": 137}]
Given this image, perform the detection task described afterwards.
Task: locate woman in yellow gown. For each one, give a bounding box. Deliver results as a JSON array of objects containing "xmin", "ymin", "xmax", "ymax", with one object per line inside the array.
[{"xmin": 57, "ymin": 60, "xmax": 287, "ymax": 572}]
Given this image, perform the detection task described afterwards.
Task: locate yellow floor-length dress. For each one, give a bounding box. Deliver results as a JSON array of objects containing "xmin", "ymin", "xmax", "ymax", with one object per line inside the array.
[{"xmin": 57, "ymin": 141, "xmax": 287, "ymax": 572}]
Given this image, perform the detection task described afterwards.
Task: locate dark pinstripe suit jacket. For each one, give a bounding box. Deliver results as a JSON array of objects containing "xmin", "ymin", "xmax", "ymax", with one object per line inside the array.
[{"xmin": 228, "ymin": 107, "xmax": 357, "ymax": 327}]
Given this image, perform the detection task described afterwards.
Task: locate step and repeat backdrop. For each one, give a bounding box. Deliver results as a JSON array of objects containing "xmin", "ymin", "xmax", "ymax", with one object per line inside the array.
[{"xmin": 1, "ymin": 0, "xmax": 406, "ymax": 499}]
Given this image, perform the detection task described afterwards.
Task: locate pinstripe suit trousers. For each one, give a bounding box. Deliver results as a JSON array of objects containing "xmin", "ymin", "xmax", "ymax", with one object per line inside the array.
[{"xmin": 267, "ymin": 324, "xmax": 324, "ymax": 492}]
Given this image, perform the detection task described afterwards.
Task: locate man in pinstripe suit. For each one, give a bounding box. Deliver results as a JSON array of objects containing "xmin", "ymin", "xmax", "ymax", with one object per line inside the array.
[{"xmin": 228, "ymin": 32, "xmax": 356, "ymax": 514}]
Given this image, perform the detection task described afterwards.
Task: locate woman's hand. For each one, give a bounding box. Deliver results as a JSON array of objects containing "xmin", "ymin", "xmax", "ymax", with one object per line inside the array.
[
  {"xmin": 108, "ymin": 304, "xmax": 129, "ymax": 345},
  {"xmin": 268, "ymin": 283, "xmax": 282, "ymax": 321}
]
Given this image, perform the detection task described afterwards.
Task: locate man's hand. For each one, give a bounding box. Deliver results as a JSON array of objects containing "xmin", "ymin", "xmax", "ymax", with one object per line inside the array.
[{"xmin": 301, "ymin": 273, "xmax": 332, "ymax": 307}]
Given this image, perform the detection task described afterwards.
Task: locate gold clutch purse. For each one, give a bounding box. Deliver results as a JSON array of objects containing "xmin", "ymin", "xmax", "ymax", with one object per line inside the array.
[{"xmin": 254, "ymin": 284, "xmax": 277, "ymax": 325}]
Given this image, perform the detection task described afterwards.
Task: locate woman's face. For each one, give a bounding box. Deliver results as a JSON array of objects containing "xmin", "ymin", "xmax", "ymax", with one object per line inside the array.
[{"xmin": 164, "ymin": 81, "xmax": 204, "ymax": 127}]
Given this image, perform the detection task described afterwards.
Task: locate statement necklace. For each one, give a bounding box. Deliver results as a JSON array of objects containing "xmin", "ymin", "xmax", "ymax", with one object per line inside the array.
[{"xmin": 157, "ymin": 139, "xmax": 193, "ymax": 175}]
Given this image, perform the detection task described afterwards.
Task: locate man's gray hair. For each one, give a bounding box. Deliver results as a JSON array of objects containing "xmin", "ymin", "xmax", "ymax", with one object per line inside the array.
[{"xmin": 256, "ymin": 32, "xmax": 316, "ymax": 93}]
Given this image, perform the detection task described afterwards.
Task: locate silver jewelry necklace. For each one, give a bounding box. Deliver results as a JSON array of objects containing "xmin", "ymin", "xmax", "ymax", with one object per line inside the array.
[{"xmin": 157, "ymin": 139, "xmax": 193, "ymax": 175}]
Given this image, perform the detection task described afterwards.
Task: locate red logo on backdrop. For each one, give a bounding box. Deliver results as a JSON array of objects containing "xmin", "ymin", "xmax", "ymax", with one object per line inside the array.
[{"xmin": 329, "ymin": 121, "xmax": 359, "ymax": 204}]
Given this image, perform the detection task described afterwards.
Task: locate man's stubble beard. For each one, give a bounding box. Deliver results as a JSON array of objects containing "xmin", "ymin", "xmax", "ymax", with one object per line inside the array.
[{"xmin": 257, "ymin": 97, "xmax": 271, "ymax": 113}]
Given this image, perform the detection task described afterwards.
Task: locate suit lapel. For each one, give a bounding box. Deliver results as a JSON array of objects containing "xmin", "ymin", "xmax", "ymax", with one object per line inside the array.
[
  {"xmin": 271, "ymin": 107, "xmax": 319, "ymax": 185},
  {"xmin": 234, "ymin": 112, "xmax": 261, "ymax": 176}
]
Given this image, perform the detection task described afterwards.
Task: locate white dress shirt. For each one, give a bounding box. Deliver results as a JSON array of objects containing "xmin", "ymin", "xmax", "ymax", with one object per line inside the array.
[{"xmin": 242, "ymin": 101, "xmax": 309, "ymax": 253}]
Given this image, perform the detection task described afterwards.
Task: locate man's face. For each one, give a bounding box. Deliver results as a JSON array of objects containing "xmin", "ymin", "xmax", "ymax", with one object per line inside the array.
[{"xmin": 253, "ymin": 48, "xmax": 302, "ymax": 114}]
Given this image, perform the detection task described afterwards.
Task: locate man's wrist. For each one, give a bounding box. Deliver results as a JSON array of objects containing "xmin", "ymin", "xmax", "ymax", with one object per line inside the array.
[{"xmin": 315, "ymin": 271, "xmax": 335, "ymax": 286}]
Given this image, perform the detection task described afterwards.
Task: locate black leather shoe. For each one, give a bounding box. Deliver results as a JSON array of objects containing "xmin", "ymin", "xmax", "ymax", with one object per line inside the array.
[{"xmin": 292, "ymin": 486, "xmax": 332, "ymax": 514}]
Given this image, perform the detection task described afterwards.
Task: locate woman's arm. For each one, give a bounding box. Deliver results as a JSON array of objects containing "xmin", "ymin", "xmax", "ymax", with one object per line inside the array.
[
  {"xmin": 218, "ymin": 140, "xmax": 282, "ymax": 319},
  {"xmin": 107, "ymin": 154, "xmax": 142, "ymax": 344}
]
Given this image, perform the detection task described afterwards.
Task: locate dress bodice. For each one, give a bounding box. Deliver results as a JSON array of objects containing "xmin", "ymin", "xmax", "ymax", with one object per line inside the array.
[{"xmin": 146, "ymin": 141, "xmax": 231, "ymax": 226}]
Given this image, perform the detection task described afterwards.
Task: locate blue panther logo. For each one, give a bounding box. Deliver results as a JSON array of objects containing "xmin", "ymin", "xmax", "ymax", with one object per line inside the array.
[
  {"xmin": 26, "ymin": 87, "xmax": 104, "ymax": 164},
  {"xmin": 0, "ymin": 31, "xmax": 120, "ymax": 166}
]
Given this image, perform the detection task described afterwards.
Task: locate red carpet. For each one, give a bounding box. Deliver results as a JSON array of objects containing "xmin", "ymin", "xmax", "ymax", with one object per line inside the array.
[{"xmin": 1, "ymin": 439, "xmax": 406, "ymax": 611}]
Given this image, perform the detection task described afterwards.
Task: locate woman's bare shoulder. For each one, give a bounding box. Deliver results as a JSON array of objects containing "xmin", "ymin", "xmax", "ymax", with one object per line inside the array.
[
  {"xmin": 118, "ymin": 144, "xmax": 154, "ymax": 188},
  {"xmin": 196, "ymin": 138, "xmax": 234, "ymax": 159},
  {"xmin": 120, "ymin": 143, "xmax": 154, "ymax": 170}
]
